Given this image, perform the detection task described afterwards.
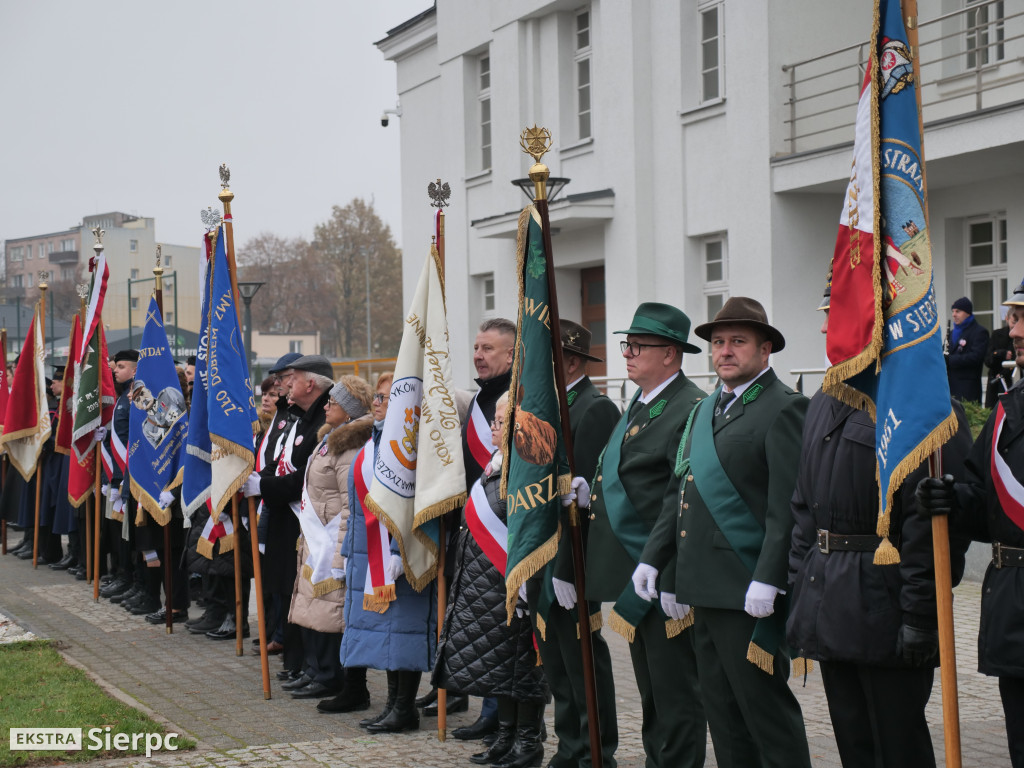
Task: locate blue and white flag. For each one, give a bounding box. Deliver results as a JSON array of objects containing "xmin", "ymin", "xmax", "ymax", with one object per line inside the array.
[
  {"xmin": 207, "ymin": 225, "xmax": 260, "ymax": 514},
  {"xmin": 128, "ymin": 295, "xmax": 188, "ymax": 526},
  {"xmin": 182, "ymin": 235, "xmax": 215, "ymax": 516}
]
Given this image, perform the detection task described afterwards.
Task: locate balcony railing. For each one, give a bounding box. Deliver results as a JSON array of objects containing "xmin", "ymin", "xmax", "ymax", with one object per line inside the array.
[
  {"xmin": 781, "ymin": 0, "xmax": 1024, "ymax": 155},
  {"xmin": 48, "ymin": 249, "xmax": 79, "ymax": 264}
]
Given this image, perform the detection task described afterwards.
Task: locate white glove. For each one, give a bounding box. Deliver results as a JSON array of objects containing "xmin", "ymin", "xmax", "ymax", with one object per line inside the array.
[
  {"xmin": 552, "ymin": 577, "xmax": 577, "ymax": 610},
  {"xmin": 386, "ymin": 554, "xmax": 404, "ymax": 581},
  {"xmin": 744, "ymin": 580, "xmax": 779, "ymax": 618},
  {"xmin": 108, "ymin": 486, "xmax": 121, "ymax": 503},
  {"xmin": 560, "ymin": 476, "xmax": 591, "ymax": 508},
  {"xmin": 661, "ymin": 592, "xmax": 690, "ymax": 622},
  {"xmin": 158, "ymin": 490, "xmax": 175, "ymax": 509},
  {"xmin": 101, "ymin": 484, "xmax": 110, "ymax": 496},
  {"xmin": 515, "ymin": 582, "xmax": 529, "ymax": 618},
  {"xmin": 631, "ymin": 563, "xmax": 659, "ymax": 601},
  {"xmin": 94, "ymin": 426, "xmax": 108, "ymax": 442},
  {"xmin": 242, "ymin": 471, "xmax": 261, "ymax": 498}
]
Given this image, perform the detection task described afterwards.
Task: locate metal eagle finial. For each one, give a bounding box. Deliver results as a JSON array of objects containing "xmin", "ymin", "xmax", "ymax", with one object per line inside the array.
[
  {"xmin": 427, "ymin": 178, "xmax": 451, "ymax": 208},
  {"xmin": 200, "ymin": 206, "xmax": 222, "ymax": 231},
  {"xmin": 219, "ymin": 163, "xmax": 231, "ymax": 190}
]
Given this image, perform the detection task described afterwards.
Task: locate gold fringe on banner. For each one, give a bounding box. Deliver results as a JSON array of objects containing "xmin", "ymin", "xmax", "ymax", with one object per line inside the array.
[
  {"xmin": 607, "ymin": 609, "xmax": 636, "ymax": 644},
  {"xmin": 196, "ymin": 537, "xmax": 214, "ymax": 560},
  {"xmin": 218, "ymin": 532, "xmax": 235, "ymax": 555},
  {"xmin": 746, "ymin": 642, "xmax": 775, "ymax": 675},
  {"xmin": 666, "ymin": 608, "xmax": 695, "ymax": 638},
  {"xmin": 300, "ymin": 563, "xmax": 345, "ymax": 598},
  {"xmin": 504, "ymin": 522, "xmax": 562, "ymax": 624},
  {"xmin": 536, "ymin": 615, "xmax": 547, "ymax": 642},
  {"xmin": 791, "ymin": 657, "xmax": 815, "ymax": 678}
]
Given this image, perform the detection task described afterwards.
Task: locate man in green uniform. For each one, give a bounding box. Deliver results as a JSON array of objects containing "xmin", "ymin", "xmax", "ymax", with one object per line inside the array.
[
  {"xmin": 635, "ymin": 296, "xmax": 811, "ymax": 768},
  {"xmin": 581, "ymin": 303, "xmax": 707, "ymax": 768},
  {"xmin": 529, "ymin": 319, "xmax": 620, "ymax": 768}
]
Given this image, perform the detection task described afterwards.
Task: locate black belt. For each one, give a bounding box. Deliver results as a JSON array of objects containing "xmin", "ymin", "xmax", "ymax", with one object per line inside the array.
[
  {"xmin": 816, "ymin": 529, "xmax": 892, "ymax": 554},
  {"xmin": 993, "ymin": 542, "xmax": 1024, "ymax": 568}
]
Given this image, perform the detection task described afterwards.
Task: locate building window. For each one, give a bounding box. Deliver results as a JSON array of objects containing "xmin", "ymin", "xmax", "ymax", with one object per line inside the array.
[
  {"xmin": 130, "ymin": 239, "xmax": 138, "ymax": 253},
  {"xmin": 61, "ymin": 238, "xmax": 74, "ymax": 251},
  {"xmin": 289, "ymin": 340, "xmax": 303, "ymax": 354},
  {"xmin": 61, "ymin": 266, "xmax": 75, "ymax": 282},
  {"xmin": 479, "ymin": 54, "xmax": 492, "ymax": 171},
  {"xmin": 964, "ymin": 213, "xmax": 1008, "ymax": 332},
  {"xmin": 47, "ymin": 241, "xmax": 54, "ymax": 254},
  {"xmin": 131, "ymin": 297, "xmax": 139, "ymax": 310},
  {"xmin": 483, "ymin": 274, "xmax": 495, "ymax": 312},
  {"xmin": 11, "ymin": 274, "xmax": 23, "ymax": 288},
  {"xmin": 699, "ymin": 2, "xmax": 724, "ymax": 103},
  {"xmin": 575, "ymin": 8, "xmax": 592, "ymax": 140},
  {"xmin": 9, "ymin": 246, "xmax": 23, "ymax": 262},
  {"xmin": 27, "ymin": 245, "xmax": 34, "ymax": 260},
  {"xmin": 27, "ymin": 273, "xmax": 33, "ymax": 288},
  {"xmin": 166, "ymin": 312, "xmax": 174, "ymax": 323},
  {"xmin": 131, "ymin": 268, "xmax": 140, "ymax": 279},
  {"xmin": 165, "ymin": 254, "xmax": 172, "ymax": 266},
  {"xmin": 966, "ymin": 0, "xmax": 1004, "ymax": 70},
  {"xmin": 702, "ymin": 235, "xmax": 728, "ymax": 370}
]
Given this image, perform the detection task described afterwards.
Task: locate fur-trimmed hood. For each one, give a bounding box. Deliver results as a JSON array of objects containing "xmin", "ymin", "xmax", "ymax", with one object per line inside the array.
[{"xmin": 318, "ymin": 413, "xmax": 374, "ymax": 455}]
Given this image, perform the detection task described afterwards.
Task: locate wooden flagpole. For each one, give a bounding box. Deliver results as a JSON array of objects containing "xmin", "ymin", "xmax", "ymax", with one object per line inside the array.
[
  {"xmin": 73, "ymin": 286, "xmax": 93, "ymax": 591},
  {"xmin": 153, "ymin": 248, "xmax": 175, "ymax": 634},
  {"xmin": 33, "ymin": 277, "xmax": 49, "ymax": 569},
  {"xmin": 520, "ymin": 127, "xmax": 603, "ymax": 768},
  {"xmin": 89, "ymin": 230, "xmax": 105, "ymax": 599},
  {"xmin": 430, "ymin": 189, "xmax": 448, "ymax": 742},
  {"xmin": 1, "ymin": 328, "xmax": 6, "ymax": 556},
  {"xmin": 219, "ymin": 167, "xmax": 271, "ymax": 694},
  {"xmin": 904, "ymin": 2, "xmax": 961, "ymax": 764}
]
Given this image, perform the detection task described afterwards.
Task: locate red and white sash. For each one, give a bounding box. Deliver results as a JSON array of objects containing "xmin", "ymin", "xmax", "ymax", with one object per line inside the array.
[
  {"xmin": 991, "ymin": 402, "xmax": 1024, "ymax": 532},
  {"xmin": 110, "ymin": 420, "xmax": 127, "ymax": 474},
  {"xmin": 464, "ymin": 455, "xmax": 508, "ymax": 576},
  {"xmin": 353, "ymin": 436, "xmax": 395, "ymax": 612},
  {"xmin": 466, "ymin": 395, "xmax": 495, "ymax": 473},
  {"xmin": 197, "ymin": 509, "xmax": 234, "ymax": 560},
  {"xmin": 276, "ymin": 421, "xmax": 302, "ymax": 517}
]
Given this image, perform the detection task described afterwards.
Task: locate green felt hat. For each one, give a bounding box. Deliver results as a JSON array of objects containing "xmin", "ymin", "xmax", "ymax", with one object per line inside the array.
[{"xmin": 614, "ymin": 302, "xmax": 702, "ymax": 354}]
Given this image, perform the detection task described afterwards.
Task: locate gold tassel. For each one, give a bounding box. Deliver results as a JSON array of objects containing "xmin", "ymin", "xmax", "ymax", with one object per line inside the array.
[
  {"xmin": 791, "ymin": 657, "xmax": 814, "ymax": 677},
  {"xmin": 196, "ymin": 537, "xmax": 214, "ymax": 560},
  {"xmin": 873, "ymin": 536, "xmax": 901, "ymax": 565},
  {"xmin": 311, "ymin": 578, "xmax": 344, "ymax": 598},
  {"xmin": 536, "ymin": 614, "xmax": 547, "ymax": 642},
  {"xmin": 373, "ymin": 583, "xmax": 397, "ymax": 603},
  {"xmin": 219, "ymin": 533, "xmax": 235, "ymax": 555},
  {"xmin": 607, "ymin": 609, "xmax": 636, "ymax": 644},
  {"xmin": 362, "ymin": 593, "xmax": 391, "ymax": 614},
  {"xmin": 665, "ymin": 608, "xmax": 695, "ymax": 638},
  {"xmin": 746, "ymin": 642, "xmax": 775, "ymax": 675},
  {"xmin": 503, "ymin": 525, "xmax": 560, "ymax": 624}
]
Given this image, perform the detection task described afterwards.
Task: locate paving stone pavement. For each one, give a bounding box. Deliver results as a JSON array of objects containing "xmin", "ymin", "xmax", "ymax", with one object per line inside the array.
[{"xmin": 0, "ymin": 549, "xmax": 1010, "ymax": 767}]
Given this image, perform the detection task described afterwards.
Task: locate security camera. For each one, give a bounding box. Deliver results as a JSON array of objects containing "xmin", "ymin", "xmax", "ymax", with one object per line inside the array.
[{"xmin": 379, "ymin": 102, "xmax": 402, "ymax": 128}]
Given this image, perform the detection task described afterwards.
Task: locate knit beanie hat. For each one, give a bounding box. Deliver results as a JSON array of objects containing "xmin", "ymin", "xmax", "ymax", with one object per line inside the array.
[
  {"xmin": 329, "ymin": 375, "xmax": 373, "ymax": 420},
  {"xmin": 951, "ymin": 297, "xmax": 973, "ymax": 314}
]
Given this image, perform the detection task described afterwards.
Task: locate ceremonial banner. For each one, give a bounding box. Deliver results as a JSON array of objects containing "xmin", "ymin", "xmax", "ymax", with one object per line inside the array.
[
  {"xmin": 500, "ymin": 205, "xmax": 570, "ymax": 619},
  {"xmin": 206, "ymin": 225, "xmax": 259, "ymax": 514},
  {"xmin": 0, "ymin": 329, "xmax": 9, "ymax": 444},
  {"xmin": 72, "ymin": 250, "xmax": 115, "ymax": 461},
  {"xmin": 0, "ymin": 306, "xmax": 52, "ymax": 480},
  {"xmin": 127, "ymin": 295, "xmax": 188, "ymax": 526},
  {"xmin": 54, "ymin": 315, "xmax": 81, "ymax": 455},
  {"xmin": 823, "ymin": 0, "xmax": 956, "ymax": 561},
  {"xmin": 182, "ymin": 235, "xmax": 214, "ymax": 515},
  {"xmin": 365, "ymin": 239, "xmax": 466, "ymax": 592}
]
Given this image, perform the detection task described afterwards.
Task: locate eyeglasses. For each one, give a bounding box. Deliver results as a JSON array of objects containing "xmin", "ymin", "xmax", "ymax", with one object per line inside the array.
[
  {"xmin": 490, "ymin": 419, "xmax": 505, "ymax": 429},
  {"xmin": 373, "ymin": 393, "xmax": 389, "ymax": 404},
  {"xmin": 620, "ymin": 341, "xmax": 671, "ymax": 357}
]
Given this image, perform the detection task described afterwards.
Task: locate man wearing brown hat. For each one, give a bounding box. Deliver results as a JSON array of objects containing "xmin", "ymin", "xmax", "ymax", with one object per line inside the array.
[
  {"xmin": 243, "ymin": 354, "xmax": 336, "ymax": 689},
  {"xmin": 636, "ymin": 297, "xmax": 811, "ymax": 768},
  {"xmin": 578, "ymin": 302, "xmax": 707, "ymax": 768},
  {"xmin": 527, "ymin": 319, "xmax": 619, "ymax": 768}
]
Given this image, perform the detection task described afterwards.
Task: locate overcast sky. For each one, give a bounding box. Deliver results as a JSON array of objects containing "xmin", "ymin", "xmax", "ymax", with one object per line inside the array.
[{"xmin": 0, "ymin": 1, "xmax": 430, "ymax": 251}]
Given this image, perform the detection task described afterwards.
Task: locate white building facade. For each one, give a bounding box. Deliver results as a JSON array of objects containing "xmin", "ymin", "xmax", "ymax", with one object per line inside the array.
[{"xmin": 378, "ymin": 0, "xmax": 1024, "ymax": 391}]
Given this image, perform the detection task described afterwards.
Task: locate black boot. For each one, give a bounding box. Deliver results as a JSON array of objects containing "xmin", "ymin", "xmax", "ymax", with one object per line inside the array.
[
  {"xmin": 359, "ymin": 669, "xmax": 398, "ymax": 727},
  {"xmin": 366, "ymin": 671, "xmax": 421, "ymax": 733},
  {"xmin": 470, "ymin": 697, "xmax": 516, "ymax": 765},
  {"xmin": 491, "ymin": 700, "xmax": 544, "ymax": 768},
  {"xmin": 316, "ymin": 667, "xmax": 370, "ymax": 713}
]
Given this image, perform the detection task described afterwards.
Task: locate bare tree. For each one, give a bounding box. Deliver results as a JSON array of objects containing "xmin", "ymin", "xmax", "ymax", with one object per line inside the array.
[{"xmin": 236, "ymin": 233, "xmax": 313, "ymax": 333}]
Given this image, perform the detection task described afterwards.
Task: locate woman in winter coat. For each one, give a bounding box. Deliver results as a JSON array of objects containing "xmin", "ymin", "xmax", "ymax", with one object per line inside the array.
[
  {"xmin": 285, "ymin": 374, "xmax": 374, "ymax": 700},
  {"xmin": 330, "ymin": 371, "xmax": 439, "ymax": 732},
  {"xmin": 433, "ymin": 392, "xmax": 548, "ymax": 768}
]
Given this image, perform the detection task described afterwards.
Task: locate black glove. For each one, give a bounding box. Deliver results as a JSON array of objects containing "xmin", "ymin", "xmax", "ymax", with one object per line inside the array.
[
  {"xmin": 897, "ymin": 624, "xmax": 939, "ymax": 667},
  {"xmin": 915, "ymin": 475, "xmax": 956, "ymax": 518}
]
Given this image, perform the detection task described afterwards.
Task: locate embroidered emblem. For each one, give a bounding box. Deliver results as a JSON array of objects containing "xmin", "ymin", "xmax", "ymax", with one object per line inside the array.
[
  {"xmin": 295, "ymin": 435, "xmax": 304, "ymax": 446},
  {"xmin": 742, "ymin": 384, "xmax": 764, "ymax": 405},
  {"xmin": 319, "ymin": 443, "xmax": 328, "ymax": 457},
  {"xmin": 567, "ymin": 390, "xmax": 578, "ymax": 407},
  {"xmin": 649, "ymin": 399, "xmax": 667, "ymax": 419}
]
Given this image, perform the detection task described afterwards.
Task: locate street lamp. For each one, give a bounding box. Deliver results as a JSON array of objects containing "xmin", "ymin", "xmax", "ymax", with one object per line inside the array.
[
  {"xmin": 512, "ymin": 176, "xmax": 570, "ymax": 203},
  {"xmin": 237, "ymin": 281, "xmax": 264, "ymax": 379}
]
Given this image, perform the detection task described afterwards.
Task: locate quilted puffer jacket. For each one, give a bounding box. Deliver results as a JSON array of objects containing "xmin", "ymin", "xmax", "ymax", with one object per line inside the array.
[{"xmin": 432, "ymin": 460, "xmax": 548, "ymax": 702}]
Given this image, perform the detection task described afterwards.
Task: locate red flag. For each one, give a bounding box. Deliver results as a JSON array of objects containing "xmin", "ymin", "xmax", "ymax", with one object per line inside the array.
[
  {"xmin": 0, "ymin": 331, "xmax": 9, "ymax": 439},
  {"xmin": 54, "ymin": 315, "xmax": 81, "ymax": 454},
  {"xmin": 0, "ymin": 306, "xmax": 52, "ymax": 480}
]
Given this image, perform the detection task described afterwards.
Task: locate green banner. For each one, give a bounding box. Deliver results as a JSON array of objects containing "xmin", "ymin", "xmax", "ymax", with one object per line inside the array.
[{"xmin": 502, "ymin": 205, "xmax": 571, "ymax": 622}]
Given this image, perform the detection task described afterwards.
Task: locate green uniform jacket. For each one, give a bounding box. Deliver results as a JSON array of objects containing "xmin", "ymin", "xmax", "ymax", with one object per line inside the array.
[
  {"xmin": 552, "ymin": 376, "xmax": 621, "ymax": 583},
  {"xmin": 642, "ymin": 368, "xmax": 808, "ymax": 609},
  {"xmin": 586, "ymin": 373, "xmax": 706, "ymax": 602}
]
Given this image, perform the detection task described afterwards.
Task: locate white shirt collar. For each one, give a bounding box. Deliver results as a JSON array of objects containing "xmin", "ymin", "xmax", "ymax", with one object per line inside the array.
[
  {"xmin": 640, "ymin": 370, "xmax": 681, "ymax": 403},
  {"xmin": 720, "ymin": 366, "xmax": 771, "ymax": 413},
  {"xmin": 565, "ymin": 375, "xmax": 586, "ymax": 392}
]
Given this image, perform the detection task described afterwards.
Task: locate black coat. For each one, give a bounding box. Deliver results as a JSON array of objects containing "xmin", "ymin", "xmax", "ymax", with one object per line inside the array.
[
  {"xmin": 786, "ymin": 392, "xmax": 972, "ymax": 666},
  {"xmin": 946, "ymin": 318, "xmax": 989, "ymax": 402},
  {"xmin": 433, "ymin": 463, "xmax": 548, "ymax": 702},
  {"xmin": 956, "ymin": 380, "xmax": 1024, "ymax": 677},
  {"xmin": 985, "ymin": 326, "xmax": 1015, "ymax": 408},
  {"xmin": 258, "ymin": 390, "xmax": 330, "ymax": 594}
]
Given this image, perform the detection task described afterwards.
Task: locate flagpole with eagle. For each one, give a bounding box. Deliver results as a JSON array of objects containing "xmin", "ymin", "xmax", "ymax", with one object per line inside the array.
[
  {"xmin": 0, "ymin": 327, "xmax": 8, "ymax": 555},
  {"xmin": 32, "ymin": 272, "xmax": 50, "ymax": 569}
]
